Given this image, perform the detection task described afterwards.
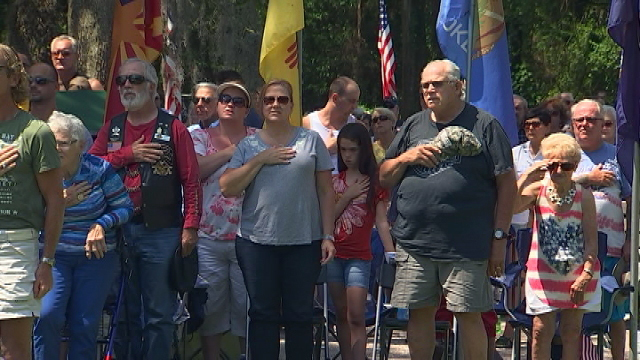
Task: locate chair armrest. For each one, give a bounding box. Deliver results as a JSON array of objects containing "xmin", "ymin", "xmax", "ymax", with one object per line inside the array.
[{"xmin": 491, "ymin": 263, "xmax": 524, "ymax": 289}]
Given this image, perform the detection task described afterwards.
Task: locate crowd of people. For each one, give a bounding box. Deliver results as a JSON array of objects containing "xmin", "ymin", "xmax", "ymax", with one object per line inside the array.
[{"xmin": 0, "ymin": 33, "xmax": 633, "ymax": 360}]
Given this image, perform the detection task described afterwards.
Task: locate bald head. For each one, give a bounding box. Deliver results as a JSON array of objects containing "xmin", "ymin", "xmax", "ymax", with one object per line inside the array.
[
  {"xmin": 28, "ymin": 63, "xmax": 59, "ymax": 103},
  {"xmin": 29, "ymin": 63, "xmax": 58, "ymax": 82}
]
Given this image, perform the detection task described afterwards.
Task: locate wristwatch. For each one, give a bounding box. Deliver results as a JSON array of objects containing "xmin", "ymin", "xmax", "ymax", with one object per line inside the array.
[
  {"xmin": 41, "ymin": 257, "xmax": 56, "ymax": 267},
  {"xmin": 322, "ymin": 234, "xmax": 335, "ymax": 242},
  {"xmin": 493, "ymin": 228, "xmax": 507, "ymax": 240}
]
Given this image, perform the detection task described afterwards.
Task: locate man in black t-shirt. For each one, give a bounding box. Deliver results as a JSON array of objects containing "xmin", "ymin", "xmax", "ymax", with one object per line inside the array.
[{"xmin": 380, "ymin": 59, "xmax": 516, "ymax": 359}]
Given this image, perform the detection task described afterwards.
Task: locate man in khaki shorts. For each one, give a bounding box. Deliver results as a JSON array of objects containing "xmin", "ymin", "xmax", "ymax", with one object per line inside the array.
[{"xmin": 380, "ymin": 59, "xmax": 516, "ymax": 359}]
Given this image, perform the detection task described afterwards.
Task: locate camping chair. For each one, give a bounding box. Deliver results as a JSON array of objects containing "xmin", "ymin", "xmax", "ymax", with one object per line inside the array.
[
  {"xmin": 313, "ymin": 264, "xmax": 331, "ymax": 360},
  {"xmin": 371, "ymin": 260, "xmax": 452, "ymax": 360}
]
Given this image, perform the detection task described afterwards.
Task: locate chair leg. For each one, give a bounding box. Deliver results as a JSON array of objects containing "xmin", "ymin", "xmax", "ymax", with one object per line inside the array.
[
  {"xmin": 512, "ymin": 326, "xmax": 520, "ymax": 360},
  {"xmin": 597, "ymin": 332, "xmax": 604, "ymax": 360}
]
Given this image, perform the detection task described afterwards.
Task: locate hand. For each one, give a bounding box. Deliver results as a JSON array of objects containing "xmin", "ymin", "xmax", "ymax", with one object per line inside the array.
[
  {"xmin": 131, "ymin": 136, "xmax": 164, "ymax": 163},
  {"xmin": 586, "ymin": 164, "xmax": 616, "ymax": 187},
  {"xmin": 256, "ymin": 147, "xmax": 296, "ymax": 165},
  {"xmin": 181, "ymin": 228, "xmax": 198, "ymax": 257},
  {"xmin": 400, "ymin": 145, "xmax": 441, "ymax": 168},
  {"xmin": 64, "ymin": 181, "xmax": 92, "ymax": 208},
  {"xmin": 33, "ymin": 263, "xmax": 53, "ymax": 299},
  {"xmin": 85, "ymin": 224, "xmax": 106, "ymax": 259},
  {"xmin": 0, "ymin": 145, "xmax": 19, "ymax": 176},
  {"xmin": 343, "ymin": 178, "xmax": 369, "ymax": 201},
  {"xmin": 622, "ymin": 240, "xmax": 631, "ymax": 263},
  {"xmin": 325, "ymin": 131, "xmax": 338, "ymax": 155},
  {"xmin": 570, "ymin": 273, "xmax": 592, "ymax": 304},
  {"xmin": 523, "ymin": 160, "xmax": 550, "ymax": 182},
  {"xmin": 320, "ymin": 239, "xmax": 336, "ymax": 265},
  {"xmin": 488, "ymin": 240, "xmax": 506, "ymax": 277},
  {"xmin": 384, "ymin": 252, "xmax": 397, "ymax": 263}
]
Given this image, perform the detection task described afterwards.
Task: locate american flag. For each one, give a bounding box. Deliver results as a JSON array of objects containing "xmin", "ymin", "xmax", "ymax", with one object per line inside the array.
[
  {"xmin": 162, "ymin": 55, "xmax": 182, "ymax": 119},
  {"xmin": 377, "ymin": 0, "xmax": 397, "ymax": 98}
]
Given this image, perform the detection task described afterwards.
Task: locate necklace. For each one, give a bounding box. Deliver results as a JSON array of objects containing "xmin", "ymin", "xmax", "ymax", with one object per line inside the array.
[{"xmin": 547, "ymin": 186, "xmax": 576, "ymax": 206}]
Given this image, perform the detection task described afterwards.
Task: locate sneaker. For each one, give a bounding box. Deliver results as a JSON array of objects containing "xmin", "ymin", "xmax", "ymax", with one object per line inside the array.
[{"xmin": 495, "ymin": 335, "xmax": 513, "ymax": 349}]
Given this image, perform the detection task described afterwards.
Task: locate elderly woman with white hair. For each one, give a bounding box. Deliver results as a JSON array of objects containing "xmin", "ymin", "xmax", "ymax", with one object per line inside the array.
[
  {"xmin": 371, "ymin": 107, "xmax": 397, "ymax": 163},
  {"xmin": 33, "ymin": 112, "xmax": 133, "ymax": 360},
  {"xmin": 601, "ymin": 104, "xmax": 617, "ymax": 145},
  {"xmin": 514, "ymin": 133, "xmax": 600, "ymax": 359}
]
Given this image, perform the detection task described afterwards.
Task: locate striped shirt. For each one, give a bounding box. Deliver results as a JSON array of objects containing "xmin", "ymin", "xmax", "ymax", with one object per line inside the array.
[
  {"xmin": 525, "ymin": 181, "xmax": 600, "ymax": 313},
  {"xmin": 41, "ymin": 153, "xmax": 133, "ymax": 253}
]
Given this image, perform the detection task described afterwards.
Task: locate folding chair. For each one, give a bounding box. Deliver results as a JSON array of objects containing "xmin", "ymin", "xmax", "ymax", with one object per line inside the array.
[
  {"xmin": 371, "ymin": 260, "xmax": 452, "ymax": 360},
  {"xmin": 313, "ymin": 264, "xmax": 331, "ymax": 360}
]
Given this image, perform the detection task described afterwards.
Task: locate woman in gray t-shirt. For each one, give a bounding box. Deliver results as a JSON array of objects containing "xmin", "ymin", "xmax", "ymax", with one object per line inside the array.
[{"xmin": 220, "ymin": 79, "xmax": 335, "ymax": 358}]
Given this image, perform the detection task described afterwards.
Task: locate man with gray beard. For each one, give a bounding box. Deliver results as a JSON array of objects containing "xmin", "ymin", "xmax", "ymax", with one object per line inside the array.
[{"xmin": 89, "ymin": 58, "xmax": 201, "ymax": 360}]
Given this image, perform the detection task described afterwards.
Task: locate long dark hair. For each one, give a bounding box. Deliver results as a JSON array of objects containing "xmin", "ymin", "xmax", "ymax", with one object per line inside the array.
[{"xmin": 337, "ymin": 123, "xmax": 378, "ymax": 210}]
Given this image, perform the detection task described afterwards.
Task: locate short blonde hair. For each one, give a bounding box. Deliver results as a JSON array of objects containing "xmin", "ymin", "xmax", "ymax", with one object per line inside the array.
[
  {"xmin": 0, "ymin": 44, "xmax": 29, "ymax": 104},
  {"xmin": 541, "ymin": 133, "xmax": 581, "ymax": 164}
]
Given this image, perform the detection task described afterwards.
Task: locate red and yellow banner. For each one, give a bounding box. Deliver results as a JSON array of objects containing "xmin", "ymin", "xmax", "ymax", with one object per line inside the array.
[
  {"xmin": 259, "ymin": 0, "xmax": 304, "ymax": 126},
  {"xmin": 104, "ymin": 0, "xmax": 163, "ymax": 123}
]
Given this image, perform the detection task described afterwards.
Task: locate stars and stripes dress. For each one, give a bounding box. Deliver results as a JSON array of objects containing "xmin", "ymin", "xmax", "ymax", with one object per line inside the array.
[{"xmin": 525, "ymin": 180, "xmax": 601, "ymax": 315}]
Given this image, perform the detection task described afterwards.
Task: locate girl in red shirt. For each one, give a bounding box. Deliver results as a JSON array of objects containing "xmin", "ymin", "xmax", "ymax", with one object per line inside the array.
[{"xmin": 328, "ymin": 123, "xmax": 394, "ymax": 360}]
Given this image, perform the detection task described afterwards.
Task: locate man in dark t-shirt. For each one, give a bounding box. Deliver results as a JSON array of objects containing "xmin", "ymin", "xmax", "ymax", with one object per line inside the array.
[{"xmin": 380, "ymin": 59, "xmax": 516, "ymax": 359}]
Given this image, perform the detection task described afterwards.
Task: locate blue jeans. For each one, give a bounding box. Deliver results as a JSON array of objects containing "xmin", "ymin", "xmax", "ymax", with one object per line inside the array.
[
  {"xmin": 235, "ymin": 237, "xmax": 321, "ymax": 360},
  {"xmin": 33, "ymin": 251, "xmax": 118, "ymax": 360},
  {"xmin": 115, "ymin": 223, "xmax": 181, "ymax": 360}
]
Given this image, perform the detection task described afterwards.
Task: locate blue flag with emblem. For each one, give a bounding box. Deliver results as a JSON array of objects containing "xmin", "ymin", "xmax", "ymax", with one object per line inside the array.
[{"xmin": 435, "ymin": 0, "xmax": 518, "ymax": 146}]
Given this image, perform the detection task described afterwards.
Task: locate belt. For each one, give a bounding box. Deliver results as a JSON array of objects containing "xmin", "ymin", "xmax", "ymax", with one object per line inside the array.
[{"xmin": 0, "ymin": 228, "xmax": 37, "ymax": 241}]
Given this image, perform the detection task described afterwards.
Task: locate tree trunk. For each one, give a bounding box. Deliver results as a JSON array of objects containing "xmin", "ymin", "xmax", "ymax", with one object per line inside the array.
[
  {"xmin": 67, "ymin": 0, "xmax": 114, "ymax": 84},
  {"xmin": 4, "ymin": 0, "xmax": 64, "ymax": 63}
]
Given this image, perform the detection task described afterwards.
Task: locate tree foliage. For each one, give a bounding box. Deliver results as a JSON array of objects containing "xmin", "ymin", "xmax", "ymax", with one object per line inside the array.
[{"xmin": 1, "ymin": 0, "xmax": 622, "ymax": 115}]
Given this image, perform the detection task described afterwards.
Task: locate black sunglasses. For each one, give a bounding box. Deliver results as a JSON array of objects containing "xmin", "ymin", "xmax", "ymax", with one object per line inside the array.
[
  {"xmin": 372, "ymin": 115, "xmax": 390, "ymax": 123},
  {"xmin": 547, "ymin": 162, "xmax": 577, "ymax": 172},
  {"xmin": 115, "ymin": 74, "xmax": 147, "ymax": 86},
  {"xmin": 51, "ymin": 49, "xmax": 73, "ymax": 57},
  {"xmin": 218, "ymin": 94, "xmax": 247, "ymax": 108},
  {"xmin": 192, "ymin": 96, "xmax": 214, "ymax": 105},
  {"xmin": 421, "ymin": 80, "xmax": 453, "ymax": 89},
  {"xmin": 263, "ymin": 96, "xmax": 290, "ymax": 105},
  {"xmin": 523, "ymin": 121, "xmax": 542, "ymax": 129},
  {"xmin": 29, "ymin": 76, "xmax": 55, "ymax": 85}
]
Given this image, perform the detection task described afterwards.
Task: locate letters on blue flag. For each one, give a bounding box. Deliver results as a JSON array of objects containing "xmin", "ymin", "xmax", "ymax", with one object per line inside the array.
[
  {"xmin": 608, "ymin": 0, "xmax": 640, "ymax": 182},
  {"xmin": 436, "ymin": 0, "xmax": 518, "ymax": 145}
]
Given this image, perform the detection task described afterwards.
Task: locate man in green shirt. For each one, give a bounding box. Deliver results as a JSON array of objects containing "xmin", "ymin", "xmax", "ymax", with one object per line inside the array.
[{"xmin": 0, "ymin": 43, "xmax": 64, "ymax": 360}]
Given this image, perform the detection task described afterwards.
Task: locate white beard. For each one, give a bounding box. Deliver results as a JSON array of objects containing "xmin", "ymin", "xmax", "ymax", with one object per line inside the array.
[{"xmin": 119, "ymin": 88, "xmax": 151, "ymax": 110}]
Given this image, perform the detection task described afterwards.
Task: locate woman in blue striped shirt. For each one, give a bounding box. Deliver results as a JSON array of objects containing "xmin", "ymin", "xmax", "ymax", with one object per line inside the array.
[{"xmin": 33, "ymin": 112, "xmax": 134, "ymax": 360}]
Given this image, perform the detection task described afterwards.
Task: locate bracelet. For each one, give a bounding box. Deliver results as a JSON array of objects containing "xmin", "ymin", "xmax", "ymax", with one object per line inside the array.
[
  {"xmin": 322, "ymin": 234, "xmax": 335, "ymax": 242},
  {"xmin": 583, "ymin": 268, "xmax": 594, "ymax": 276}
]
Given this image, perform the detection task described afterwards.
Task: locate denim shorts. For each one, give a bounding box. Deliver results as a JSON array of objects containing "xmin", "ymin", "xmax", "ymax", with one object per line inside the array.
[{"xmin": 327, "ymin": 258, "xmax": 372, "ymax": 289}]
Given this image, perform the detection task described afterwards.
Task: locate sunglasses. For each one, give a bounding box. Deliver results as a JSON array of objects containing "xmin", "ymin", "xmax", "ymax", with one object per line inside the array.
[
  {"xmin": 603, "ymin": 121, "xmax": 614, "ymax": 128},
  {"xmin": 192, "ymin": 96, "xmax": 213, "ymax": 105},
  {"xmin": 51, "ymin": 49, "xmax": 73, "ymax": 57},
  {"xmin": 546, "ymin": 162, "xmax": 577, "ymax": 172},
  {"xmin": 29, "ymin": 76, "xmax": 55, "ymax": 85},
  {"xmin": 372, "ymin": 115, "xmax": 390, "ymax": 123},
  {"xmin": 523, "ymin": 121, "xmax": 542, "ymax": 129},
  {"xmin": 218, "ymin": 94, "xmax": 247, "ymax": 108},
  {"xmin": 421, "ymin": 80, "xmax": 453, "ymax": 89},
  {"xmin": 55, "ymin": 139, "xmax": 78, "ymax": 148},
  {"xmin": 115, "ymin": 74, "xmax": 147, "ymax": 86},
  {"xmin": 572, "ymin": 116, "xmax": 602, "ymax": 124},
  {"xmin": 263, "ymin": 96, "xmax": 290, "ymax": 105}
]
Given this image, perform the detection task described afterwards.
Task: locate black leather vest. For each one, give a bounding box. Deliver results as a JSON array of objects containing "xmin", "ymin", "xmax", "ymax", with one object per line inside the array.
[{"xmin": 108, "ymin": 110, "xmax": 183, "ymax": 230}]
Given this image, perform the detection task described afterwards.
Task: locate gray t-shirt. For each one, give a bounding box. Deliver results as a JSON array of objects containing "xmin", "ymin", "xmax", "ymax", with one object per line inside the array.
[
  {"xmin": 228, "ymin": 127, "xmax": 333, "ymax": 245},
  {"xmin": 385, "ymin": 104, "xmax": 513, "ymax": 261}
]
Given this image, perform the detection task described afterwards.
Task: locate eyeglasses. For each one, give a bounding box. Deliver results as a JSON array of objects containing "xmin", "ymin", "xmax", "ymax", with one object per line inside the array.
[
  {"xmin": 218, "ymin": 94, "xmax": 247, "ymax": 108},
  {"xmin": 29, "ymin": 76, "xmax": 55, "ymax": 85},
  {"xmin": 572, "ymin": 116, "xmax": 602, "ymax": 125},
  {"xmin": 51, "ymin": 49, "xmax": 73, "ymax": 57},
  {"xmin": 115, "ymin": 74, "xmax": 147, "ymax": 86},
  {"xmin": 263, "ymin": 96, "xmax": 290, "ymax": 105},
  {"xmin": 372, "ymin": 115, "xmax": 390, "ymax": 123},
  {"xmin": 56, "ymin": 139, "xmax": 78, "ymax": 148},
  {"xmin": 420, "ymin": 80, "xmax": 454, "ymax": 89},
  {"xmin": 523, "ymin": 121, "xmax": 542, "ymax": 129},
  {"xmin": 603, "ymin": 121, "xmax": 614, "ymax": 128},
  {"xmin": 546, "ymin": 162, "xmax": 577, "ymax": 172},
  {"xmin": 192, "ymin": 96, "xmax": 213, "ymax": 105}
]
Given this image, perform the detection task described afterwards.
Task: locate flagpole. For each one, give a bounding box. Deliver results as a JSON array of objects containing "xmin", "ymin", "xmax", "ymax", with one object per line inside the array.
[
  {"xmin": 464, "ymin": 0, "xmax": 476, "ymax": 103},
  {"xmin": 631, "ymin": 141, "xmax": 639, "ymax": 360},
  {"xmin": 297, "ymin": 30, "xmax": 303, "ymax": 123}
]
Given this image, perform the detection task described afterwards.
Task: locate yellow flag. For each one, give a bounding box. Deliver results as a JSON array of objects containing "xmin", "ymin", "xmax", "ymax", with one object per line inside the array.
[{"xmin": 259, "ymin": 0, "xmax": 304, "ymax": 126}]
